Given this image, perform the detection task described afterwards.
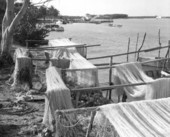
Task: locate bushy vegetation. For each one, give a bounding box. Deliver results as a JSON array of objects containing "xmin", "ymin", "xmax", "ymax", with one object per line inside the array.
[
  {"xmin": 13, "ymin": 4, "xmax": 50, "ymax": 47},
  {"xmin": 0, "ymin": 1, "xmax": 60, "ymax": 47},
  {"xmin": 104, "ymin": 14, "xmax": 128, "ymax": 19}
]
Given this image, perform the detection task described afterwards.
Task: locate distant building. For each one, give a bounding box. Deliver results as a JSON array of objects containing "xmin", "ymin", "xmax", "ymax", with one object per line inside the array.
[
  {"xmin": 90, "ymin": 15, "xmax": 113, "ymax": 23},
  {"xmin": 88, "ymin": 14, "xmax": 128, "ymax": 23}
]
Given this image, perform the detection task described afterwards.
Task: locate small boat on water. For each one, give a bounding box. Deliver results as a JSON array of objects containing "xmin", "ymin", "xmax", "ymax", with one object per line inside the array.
[
  {"xmin": 51, "ymin": 24, "xmax": 64, "ymax": 32},
  {"xmin": 44, "ymin": 24, "xmax": 64, "ymax": 32},
  {"xmin": 113, "ymin": 24, "xmax": 123, "ymax": 28},
  {"xmin": 108, "ymin": 20, "xmax": 122, "ymax": 28},
  {"xmin": 156, "ymin": 16, "xmax": 162, "ymax": 19}
]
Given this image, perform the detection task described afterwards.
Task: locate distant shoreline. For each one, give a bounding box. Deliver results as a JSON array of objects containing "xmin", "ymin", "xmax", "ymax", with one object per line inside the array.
[{"xmin": 128, "ymin": 16, "xmax": 170, "ymax": 19}]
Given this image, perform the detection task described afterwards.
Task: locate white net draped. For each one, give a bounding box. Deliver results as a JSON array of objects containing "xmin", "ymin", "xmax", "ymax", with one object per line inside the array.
[{"xmin": 113, "ymin": 62, "xmax": 170, "ymax": 101}]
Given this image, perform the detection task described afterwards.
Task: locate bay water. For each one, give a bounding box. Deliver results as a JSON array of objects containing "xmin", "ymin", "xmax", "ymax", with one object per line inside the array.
[{"xmin": 47, "ymin": 19, "xmax": 170, "ymax": 83}]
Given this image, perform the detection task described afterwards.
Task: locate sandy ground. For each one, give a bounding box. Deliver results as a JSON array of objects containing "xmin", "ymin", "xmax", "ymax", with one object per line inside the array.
[
  {"xmin": 0, "ymin": 67, "xmax": 45, "ymax": 137},
  {"xmin": 0, "ymin": 48, "xmax": 118, "ymax": 137}
]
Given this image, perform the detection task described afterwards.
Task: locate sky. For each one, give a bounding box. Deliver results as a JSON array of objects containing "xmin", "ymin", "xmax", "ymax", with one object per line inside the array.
[{"xmin": 32, "ymin": 0, "xmax": 170, "ymax": 16}]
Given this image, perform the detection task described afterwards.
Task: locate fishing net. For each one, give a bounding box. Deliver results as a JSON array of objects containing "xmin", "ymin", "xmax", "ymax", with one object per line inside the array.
[
  {"xmin": 43, "ymin": 66, "xmax": 73, "ymax": 129},
  {"xmin": 50, "ymin": 44, "xmax": 98, "ymax": 88},
  {"xmin": 98, "ymin": 97, "xmax": 170, "ymax": 137},
  {"xmin": 113, "ymin": 62, "xmax": 170, "ymax": 102},
  {"xmin": 54, "ymin": 107, "xmax": 117, "ymax": 137},
  {"xmin": 48, "ymin": 38, "xmax": 87, "ymax": 57},
  {"xmin": 65, "ymin": 47, "xmax": 98, "ymax": 88},
  {"xmin": 48, "ymin": 38, "xmax": 98, "ymax": 88},
  {"xmin": 54, "ymin": 97, "xmax": 170, "ymax": 137}
]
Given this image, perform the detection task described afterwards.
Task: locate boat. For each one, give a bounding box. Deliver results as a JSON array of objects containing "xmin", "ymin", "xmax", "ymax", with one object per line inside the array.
[
  {"xmin": 51, "ymin": 24, "xmax": 64, "ymax": 32},
  {"xmin": 156, "ymin": 16, "xmax": 162, "ymax": 19},
  {"xmin": 44, "ymin": 24, "xmax": 64, "ymax": 32},
  {"xmin": 108, "ymin": 20, "xmax": 122, "ymax": 28},
  {"xmin": 108, "ymin": 19, "xmax": 114, "ymax": 26}
]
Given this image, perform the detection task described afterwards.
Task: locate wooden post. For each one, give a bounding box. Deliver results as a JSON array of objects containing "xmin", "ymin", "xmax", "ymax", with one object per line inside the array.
[
  {"xmin": 163, "ymin": 41, "xmax": 170, "ymax": 70},
  {"xmin": 127, "ymin": 37, "xmax": 130, "ymax": 62},
  {"xmin": 75, "ymin": 92, "xmax": 80, "ymax": 108},
  {"xmin": 85, "ymin": 111, "xmax": 97, "ymax": 137},
  {"xmin": 109, "ymin": 56, "xmax": 113, "ymax": 99},
  {"xmin": 137, "ymin": 32, "xmax": 146, "ymax": 61},
  {"xmin": 158, "ymin": 29, "xmax": 161, "ymax": 58},
  {"xmin": 165, "ymin": 41, "xmax": 170, "ymax": 58},
  {"xmin": 55, "ymin": 111, "xmax": 60, "ymax": 137},
  {"xmin": 168, "ymin": 40, "xmax": 170, "ymax": 57},
  {"xmin": 26, "ymin": 40, "xmax": 28, "ymax": 48},
  {"xmin": 134, "ymin": 33, "xmax": 139, "ymax": 60}
]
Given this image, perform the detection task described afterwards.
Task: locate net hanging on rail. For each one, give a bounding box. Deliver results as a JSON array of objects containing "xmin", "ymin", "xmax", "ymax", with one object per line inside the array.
[
  {"xmin": 49, "ymin": 38, "xmax": 99, "ymax": 88},
  {"xmin": 43, "ymin": 66, "xmax": 73, "ymax": 129},
  {"xmin": 113, "ymin": 62, "xmax": 170, "ymax": 101}
]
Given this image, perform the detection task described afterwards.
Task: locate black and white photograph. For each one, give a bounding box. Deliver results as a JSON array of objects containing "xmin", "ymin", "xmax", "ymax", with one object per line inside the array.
[{"xmin": 0, "ymin": 0, "xmax": 170, "ymax": 136}]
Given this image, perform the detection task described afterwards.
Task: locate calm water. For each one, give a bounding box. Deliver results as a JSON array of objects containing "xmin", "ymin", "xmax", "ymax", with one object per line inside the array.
[{"xmin": 47, "ymin": 19, "xmax": 170, "ymax": 83}]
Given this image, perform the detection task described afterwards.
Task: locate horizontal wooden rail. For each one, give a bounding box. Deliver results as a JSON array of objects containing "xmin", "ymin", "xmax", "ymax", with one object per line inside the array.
[
  {"xmin": 26, "ymin": 40, "xmax": 49, "ymax": 42},
  {"xmin": 70, "ymin": 82, "xmax": 151, "ymax": 92},
  {"xmin": 28, "ymin": 44, "xmax": 100, "ymax": 51},
  {"xmin": 29, "ymin": 44, "xmax": 86, "ymax": 50},
  {"xmin": 87, "ymin": 45, "xmax": 170, "ymax": 60},
  {"xmin": 37, "ymin": 44, "xmax": 101, "ymax": 49},
  {"xmin": 31, "ymin": 57, "xmax": 170, "ymax": 71},
  {"xmin": 56, "ymin": 106, "xmax": 97, "ymax": 115},
  {"xmin": 57, "ymin": 81, "xmax": 153, "ymax": 114},
  {"xmin": 85, "ymin": 44, "xmax": 101, "ymax": 48},
  {"xmin": 63, "ymin": 57, "xmax": 170, "ymax": 71},
  {"xmin": 94, "ymin": 62, "xmax": 124, "ymax": 66}
]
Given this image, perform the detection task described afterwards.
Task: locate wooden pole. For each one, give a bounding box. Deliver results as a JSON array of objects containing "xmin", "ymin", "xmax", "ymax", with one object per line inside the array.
[
  {"xmin": 28, "ymin": 44, "xmax": 100, "ymax": 51},
  {"xmin": 127, "ymin": 38, "xmax": 130, "ymax": 62},
  {"xmin": 137, "ymin": 32, "xmax": 146, "ymax": 61},
  {"xmin": 26, "ymin": 41, "xmax": 28, "ymax": 48},
  {"xmin": 109, "ymin": 56, "xmax": 113, "ymax": 99},
  {"xmin": 158, "ymin": 29, "xmax": 161, "ymax": 58},
  {"xmin": 165, "ymin": 41, "xmax": 170, "ymax": 58},
  {"xmin": 85, "ymin": 111, "xmax": 97, "ymax": 137},
  {"xmin": 134, "ymin": 33, "xmax": 139, "ymax": 60},
  {"xmin": 62, "ymin": 57, "xmax": 170, "ymax": 71},
  {"xmin": 163, "ymin": 41, "xmax": 170, "ymax": 70},
  {"xmin": 71, "ymin": 82, "xmax": 151, "ymax": 93}
]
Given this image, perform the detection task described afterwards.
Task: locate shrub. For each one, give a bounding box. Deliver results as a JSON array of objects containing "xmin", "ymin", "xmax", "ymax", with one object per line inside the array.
[{"xmin": 13, "ymin": 4, "xmax": 49, "ymax": 47}]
